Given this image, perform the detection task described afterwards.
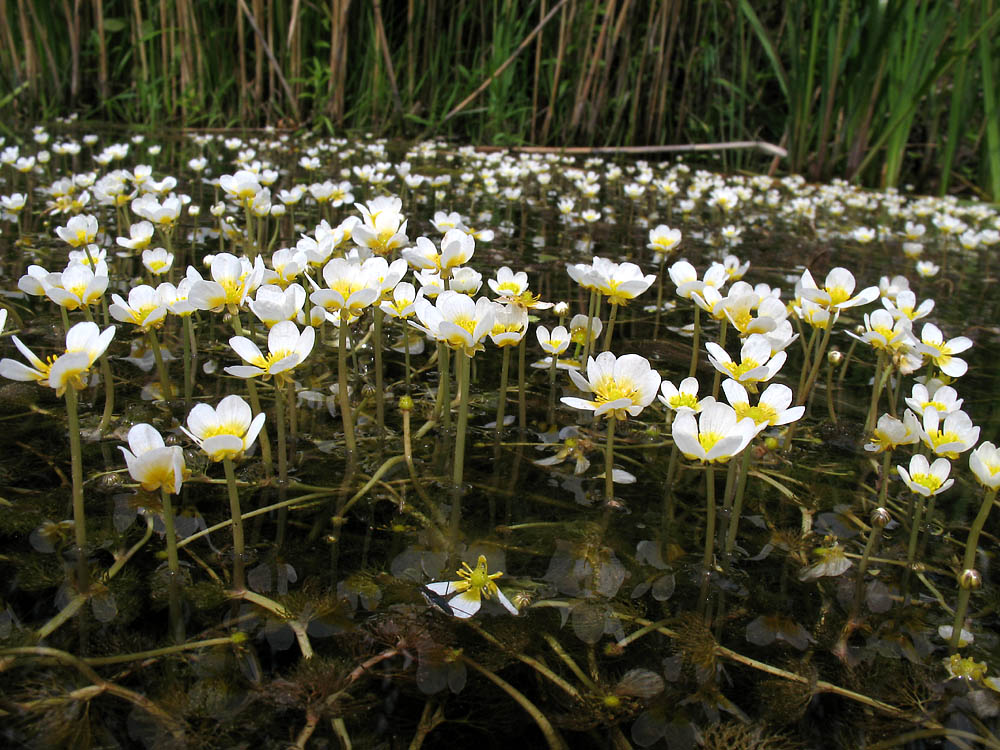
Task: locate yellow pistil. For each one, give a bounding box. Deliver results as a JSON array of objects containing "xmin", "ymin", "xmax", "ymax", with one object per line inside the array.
[
  {"xmin": 698, "ymin": 431, "xmax": 723, "ymax": 453},
  {"xmin": 668, "ymin": 393, "xmax": 698, "ymax": 410},
  {"xmin": 734, "ymin": 402, "xmax": 777, "ymax": 426},
  {"xmin": 593, "ymin": 375, "xmax": 638, "ymax": 405},
  {"xmin": 724, "ymin": 358, "xmax": 759, "ymax": 380},
  {"xmin": 910, "ymin": 472, "xmax": 943, "ymax": 493},
  {"xmin": 456, "ymin": 555, "xmax": 503, "ymax": 600},
  {"xmin": 827, "ymin": 286, "xmax": 850, "ymax": 305}
]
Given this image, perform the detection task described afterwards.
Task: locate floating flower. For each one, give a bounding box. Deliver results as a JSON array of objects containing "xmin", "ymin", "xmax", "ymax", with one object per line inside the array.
[
  {"xmin": 897, "ymin": 454, "xmax": 954, "ymax": 497},
  {"xmin": 562, "ymin": 352, "xmax": 661, "ymax": 420},
  {"xmin": 119, "ymin": 423, "xmax": 186, "ymax": 494},
  {"xmin": 424, "ymin": 555, "xmax": 518, "ymax": 618},
  {"xmin": 182, "ymin": 394, "xmax": 266, "ymax": 462}
]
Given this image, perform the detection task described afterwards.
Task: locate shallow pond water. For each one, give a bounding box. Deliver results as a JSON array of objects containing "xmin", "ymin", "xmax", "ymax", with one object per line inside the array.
[{"xmin": 1, "ymin": 127, "xmax": 1000, "ymax": 749}]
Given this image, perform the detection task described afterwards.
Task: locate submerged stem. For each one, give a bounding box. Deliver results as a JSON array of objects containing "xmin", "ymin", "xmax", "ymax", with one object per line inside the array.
[
  {"xmin": 65, "ymin": 387, "xmax": 89, "ymax": 595},
  {"xmin": 159, "ymin": 485, "xmax": 185, "ymax": 643},
  {"xmin": 338, "ymin": 318, "xmax": 357, "ymax": 454},
  {"xmin": 223, "ymin": 457, "xmax": 247, "ymax": 591}
]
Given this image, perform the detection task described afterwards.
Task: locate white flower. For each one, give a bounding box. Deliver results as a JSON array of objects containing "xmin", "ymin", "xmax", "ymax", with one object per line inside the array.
[
  {"xmin": 970, "ymin": 442, "xmax": 1000, "ymax": 489},
  {"xmin": 706, "ymin": 333, "xmax": 786, "ymax": 389},
  {"xmin": 561, "ymin": 352, "xmax": 661, "ymax": 420},
  {"xmin": 309, "ymin": 257, "xmax": 380, "ymax": 320},
  {"xmin": 897, "ymin": 454, "xmax": 953, "ymax": 497},
  {"xmin": 489, "ymin": 303, "xmax": 528, "ymax": 347},
  {"xmin": 141, "ymin": 247, "xmax": 174, "ymax": 275},
  {"xmin": 671, "ymin": 399, "xmax": 757, "ymax": 463},
  {"xmin": 0, "ymin": 321, "xmax": 114, "ymax": 396},
  {"xmin": 182, "ymin": 395, "xmax": 266, "ymax": 462},
  {"xmin": 110, "ymin": 284, "xmax": 169, "ymax": 330},
  {"xmin": 225, "ymin": 320, "xmax": 315, "ymax": 381},
  {"xmin": 411, "ymin": 290, "xmax": 495, "ymax": 356},
  {"xmin": 658, "ymin": 377, "xmax": 702, "ymax": 413},
  {"xmin": 919, "ymin": 407, "xmax": 979, "ymax": 459},
  {"xmin": 119, "ymin": 423, "xmax": 186, "ymax": 494},
  {"xmin": 249, "ymin": 283, "xmax": 306, "ymax": 327},
  {"xmin": 904, "ymin": 383, "xmax": 962, "ymax": 417},
  {"xmin": 721, "ymin": 379, "xmax": 804, "ymax": 429},
  {"xmin": 798, "ymin": 267, "xmax": 879, "ymax": 310},
  {"xmin": 424, "ymin": 555, "xmax": 518, "ymax": 618},
  {"xmin": 536, "ymin": 325, "xmax": 570, "ymax": 356},
  {"xmin": 188, "ymin": 253, "xmax": 265, "ymax": 312},
  {"xmin": 55, "ymin": 214, "xmax": 99, "ymax": 247},
  {"xmin": 916, "ymin": 323, "xmax": 972, "ymax": 378},
  {"xmin": 116, "ymin": 220, "xmax": 155, "ymax": 251},
  {"xmin": 864, "ymin": 411, "xmax": 920, "ymax": 452}
]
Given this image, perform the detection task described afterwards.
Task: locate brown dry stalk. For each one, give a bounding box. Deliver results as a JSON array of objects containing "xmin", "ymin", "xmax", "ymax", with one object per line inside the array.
[{"xmin": 238, "ymin": 0, "xmax": 300, "ymax": 121}]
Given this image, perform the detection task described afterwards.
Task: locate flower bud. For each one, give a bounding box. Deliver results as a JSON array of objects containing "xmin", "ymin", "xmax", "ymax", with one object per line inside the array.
[
  {"xmin": 870, "ymin": 507, "xmax": 891, "ymax": 528},
  {"xmin": 398, "ymin": 394, "xmax": 414, "ymax": 412},
  {"xmin": 827, "ymin": 349, "xmax": 843, "ymax": 365},
  {"xmin": 959, "ymin": 569, "xmax": 982, "ymax": 590},
  {"xmin": 553, "ymin": 301, "xmax": 570, "ymax": 316}
]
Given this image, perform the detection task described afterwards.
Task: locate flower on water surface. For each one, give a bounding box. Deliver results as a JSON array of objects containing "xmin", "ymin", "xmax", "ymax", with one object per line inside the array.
[
  {"xmin": 897, "ymin": 454, "xmax": 954, "ymax": 497},
  {"xmin": 119, "ymin": 423, "xmax": 186, "ymax": 494},
  {"xmin": 864, "ymin": 411, "xmax": 920, "ymax": 453},
  {"xmin": 970, "ymin": 442, "xmax": 1000, "ymax": 489},
  {"xmin": 226, "ymin": 320, "xmax": 315, "ymax": 381},
  {"xmin": 915, "ymin": 323, "xmax": 972, "ymax": 378},
  {"xmin": 562, "ymin": 352, "xmax": 661, "ymax": 420},
  {"xmin": 705, "ymin": 333, "xmax": 786, "ymax": 390},
  {"xmin": 0, "ymin": 320, "xmax": 115, "ymax": 396},
  {"xmin": 182, "ymin": 394, "xmax": 266, "ymax": 462},
  {"xmin": 918, "ymin": 406, "xmax": 979, "ymax": 459},
  {"xmin": 671, "ymin": 399, "xmax": 757, "ymax": 463},
  {"xmin": 424, "ymin": 555, "xmax": 518, "ymax": 618},
  {"xmin": 721, "ymin": 379, "xmax": 804, "ymax": 430}
]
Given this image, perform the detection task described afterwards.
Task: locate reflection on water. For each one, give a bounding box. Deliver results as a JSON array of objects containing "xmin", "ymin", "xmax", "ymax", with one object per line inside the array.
[{"xmin": 0, "ymin": 127, "xmax": 999, "ymax": 748}]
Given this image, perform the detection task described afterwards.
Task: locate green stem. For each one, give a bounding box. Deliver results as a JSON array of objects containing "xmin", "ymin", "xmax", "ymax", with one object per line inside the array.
[
  {"xmin": 244, "ymin": 379, "xmax": 273, "ymax": 478},
  {"xmin": 602, "ymin": 300, "xmax": 618, "ymax": 352},
  {"xmin": 274, "ymin": 378, "xmax": 289, "ymax": 548},
  {"xmin": 374, "ymin": 308, "xmax": 385, "ymax": 436},
  {"xmin": 338, "ymin": 318, "xmax": 357, "ymax": 454},
  {"xmin": 604, "ymin": 416, "xmax": 616, "ymax": 503},
  {"xmin": 147, "ymin": 327, "xmax": 173, "ymax": 400},
  {"xmin": 453, "ymin": 353, "xmax": 471, "ymax": 489},
  {"xmin": 864, "ymin": 351, "xmax": 887, "ymax": 435},
  {"xmin": 65, "ymin": 387, "xmax": 89, "ymax": 595},
  {"xmin": 159, "ymin": 485, "xmax": 184, "ymax": 643},
  {"xmin": 496, "ymin": 346, "xmax": 511, "ymax": 440},
  {"xmin": 223, "ymin": 457, "xmax": 246, "ymax": 591},
  {"xmin": 546, "ymin": 345, "xmax": 558, "ymax": 425},
  {"xmin": 711, "ymin": 319, "xmax": 728, "ymax": 400},
  {"xmin": 699, "ymin": 463, "xmax": 717, "ymax": 618},
  {"xmin": 440, "ymin": 343, "xmax": 452, "ymax": 432},
  {"xmin": 182, "ymin": 315, "xmax": 193, "ymax": 407},
  {"xmin": 517, "ymin": 334, "xmax": 527, "ymax": 431},
  {"xmin": 950, "ymin": 487, "xmax": 998, "ymax": 652},
  {"xmin": 902, "ymin": 492, "xmax": 926, "ymax": 601},
  {"xmin": 723, "ymin": 446, "xmax": 753, "ymax": 564},
  {"xmin": 460, "ymin": 654, "xmax": 568, "ymax": 750},
  {"xmin": 826, "ymin": 356, "xmax": 837, "ymax": 424},
  {"xmin": 879, "ymin": 450, "xmax": 892, "ymax": 509},
  {"xmin": 688, "ymin": 304, "xmax": 701, "ymax": 378},
  {"xmin": 581, "ymin": 290, "xmax": 596, "ymax": 368},
  {"xmin": 653, "ymin": 260, "xmax": 665, "ymax": 338}
]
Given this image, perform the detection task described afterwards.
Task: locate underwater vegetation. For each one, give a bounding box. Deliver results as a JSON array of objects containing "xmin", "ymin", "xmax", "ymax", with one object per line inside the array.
[{"xmin": 0, "ymin": 125, "xmax": 1000, "ymax": 748}]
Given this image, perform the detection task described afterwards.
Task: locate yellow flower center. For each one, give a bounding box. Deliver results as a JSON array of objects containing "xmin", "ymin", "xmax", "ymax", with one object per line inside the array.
[
  {"xmin": 668, "ymin": 393, "xmax": 698, "ymax": 410},
  {"xmin": 910, "ymin": 472, "xmax": 942, "ymax": 493},
  {"xmin": 593, "ymin": 375, "xmax": 638, "ymax": 405},
  {"xmin": 734, "ymin": 402, "xmax": 777, "ymax": 426},
  {"xmin": 724, "ymin": 358, "xmax": 760, "ymax": 380},
  {"xmin": 827, "ymin": 286, "xmax": 850, "ymax": 305},
  {"xmin": 201, "ymin": 422, "xmax": 245, "ymax": 439},
  {"xmin": 698, "ymin": 431, "xmax": 723, "ymax": 452}
]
